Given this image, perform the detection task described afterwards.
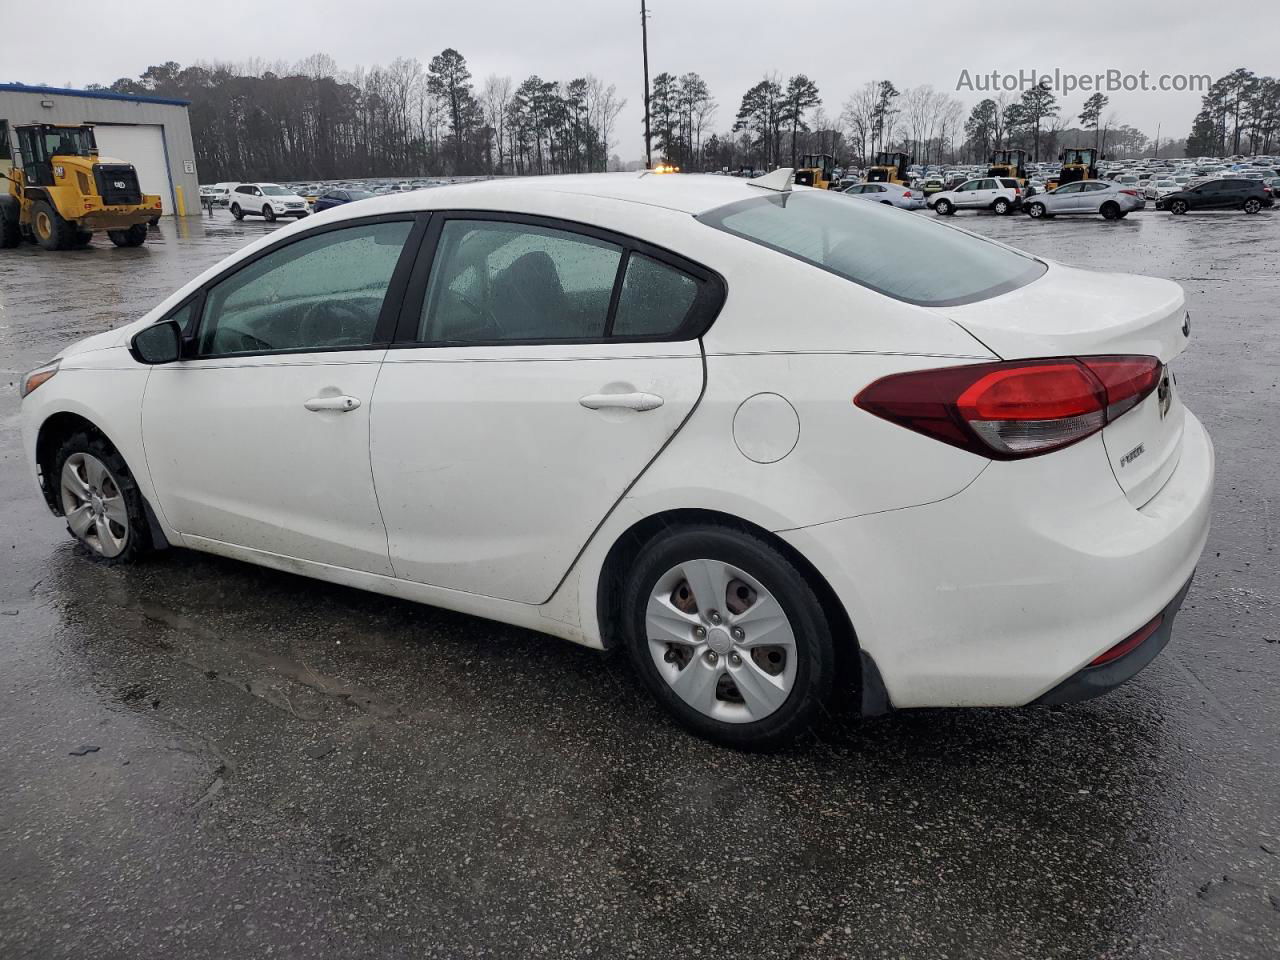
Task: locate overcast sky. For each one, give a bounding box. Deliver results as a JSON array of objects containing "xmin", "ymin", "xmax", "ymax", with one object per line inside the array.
[{"xmin": 1, "ymin": 0, "xmax": 1264, "ymax": 159}]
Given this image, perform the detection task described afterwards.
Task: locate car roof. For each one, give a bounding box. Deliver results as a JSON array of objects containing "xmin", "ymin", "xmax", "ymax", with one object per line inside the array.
[{"xmin": 317, "ymin": 173, "xmax": 793, "ymax": 218}]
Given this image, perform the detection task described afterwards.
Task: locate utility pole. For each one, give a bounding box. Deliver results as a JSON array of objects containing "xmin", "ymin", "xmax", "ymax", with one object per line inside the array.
[
  {"xmin": 1154, "ymin": 123, "xmax": 1161, "ymax": 159},
  {"xmin": 641, "ymin": 0, "xmax": 652, "ymax": 169}
]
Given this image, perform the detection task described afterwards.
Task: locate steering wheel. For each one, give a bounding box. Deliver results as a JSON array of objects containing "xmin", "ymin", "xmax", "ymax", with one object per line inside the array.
[{"xmin": 298, "ymin": 301, "xmax": 367, "ymax": 348}]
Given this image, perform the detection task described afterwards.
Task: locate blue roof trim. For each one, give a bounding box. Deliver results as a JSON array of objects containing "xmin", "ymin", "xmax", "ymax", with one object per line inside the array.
[{"xmin": 0, "ymin": 83, "xmax": 190, "ymax": 107}]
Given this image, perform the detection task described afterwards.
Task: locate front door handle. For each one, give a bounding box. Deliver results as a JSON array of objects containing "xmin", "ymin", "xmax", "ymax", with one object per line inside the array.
[
  {"xmin": 579, "ymin": 392, "xmax": 665, "ymax": 412},
  {"xmin": 304, "ymin": 395, "xmax": 361, "ymax": 412}
]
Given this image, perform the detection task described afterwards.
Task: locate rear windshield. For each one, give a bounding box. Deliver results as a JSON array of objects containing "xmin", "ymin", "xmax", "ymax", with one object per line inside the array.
[{"xmin": 697, "ymin": 192, "xmax": 1046, "ymax": 307}]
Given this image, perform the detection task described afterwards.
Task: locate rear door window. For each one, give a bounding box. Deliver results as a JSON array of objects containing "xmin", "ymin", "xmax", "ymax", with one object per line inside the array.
[{"xmin": 612, "ymin": 254, "xmax": 700, "ymax": 338}]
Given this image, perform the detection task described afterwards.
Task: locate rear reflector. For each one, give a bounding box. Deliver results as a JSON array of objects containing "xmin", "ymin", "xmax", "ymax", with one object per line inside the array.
[
  {"xmin": 854, "ymin": 355, "xmax": 1162, "ymax": 459},
  {"xmin": 1090, "ymin": 613, "xmax": 1164, "ymax": 666}
]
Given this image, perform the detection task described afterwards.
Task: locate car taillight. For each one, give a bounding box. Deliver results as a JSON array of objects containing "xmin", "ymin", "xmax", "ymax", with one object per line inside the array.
[
  {"xmin": 903, "ymin": 190, "xmax": 912, "ymax": 197},
  {"xmin": 1120, "ymin": 189, "xmax": 1139, "ymax": 196},
  {"xmin": 854, "ymin": 355, "xmax": 1162, "ymax": 460}
]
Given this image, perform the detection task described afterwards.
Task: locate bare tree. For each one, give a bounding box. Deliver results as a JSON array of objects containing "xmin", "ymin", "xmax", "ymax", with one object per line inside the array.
[
  {"xmin": 586, "ymin": 75, "xmax": 626, "ymax": 170},
  {"xmin": 482, "ymin": 74, "xmax": 513, "ymax": 173},
  {"xmin": 840, "ymin": 81, "xmax": 879, "ymax": 165}
]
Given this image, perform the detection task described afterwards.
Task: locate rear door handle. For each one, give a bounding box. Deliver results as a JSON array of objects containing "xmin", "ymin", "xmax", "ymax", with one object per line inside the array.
[
  {"xmin": 304, "ymin": 395, "xmax": 361, "ymax": 412},
  {"xmin": 578, "ymin": 392, "xmax": 665, "ymax": 412}
]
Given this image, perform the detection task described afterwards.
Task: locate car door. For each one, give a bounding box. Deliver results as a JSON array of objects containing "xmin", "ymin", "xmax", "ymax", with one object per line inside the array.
[
  {"xmin": 368, "ymin": 212, "xmax": 720, "ymax": 604},
  {"xmin": 1044, "ymin": 181, "xmax": 1079, "ymax": 213},
  {"xmin": 141, "ymin": 215, "xmax": 423, "ymax": 573},
  {"xmin": 954, "ymin": 179, "xmax": 980, "ymax": 208},
  {"xmin": 1080, "ymin": 181, "xmax": 1110, "ymax": 213}
]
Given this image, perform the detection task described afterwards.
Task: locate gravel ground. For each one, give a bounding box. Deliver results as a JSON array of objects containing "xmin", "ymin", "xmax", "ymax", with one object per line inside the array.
[{"xmin": 1, "ymin": 204, "xmax": 1277, "ymax": 959}]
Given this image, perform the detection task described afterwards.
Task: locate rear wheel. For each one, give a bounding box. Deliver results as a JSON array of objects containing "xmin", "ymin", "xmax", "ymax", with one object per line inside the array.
[
  {"xmin": 622, "ymin": 525, "xmax": 836, "ymax": 749},
  {"xmin": 54, "ymin": 432, "xmax": 153, "ymax": 565},
  {"xmin": 1170, "ymin": 199, "xmax": 1188, "ymax": 215},
  {"xmin": 230, "ymin": 203, "xmax": 244, "ymax": 220},
  {"xmin": 0, "ymin": 203, "xmax": 20, "ymax": 248},
  {"xmin": 1027, "ymin": 201, "xmax": 1047, "ymax": 219},
  {"xmin": 934, "ymin": 198, "xmax": 953, "ymax": 216},
  {"xmin": 1100, "ymin": 201, "xmax": 1121, "ymax": 220},
  {"xmin": 993, "ymin": 197, "xmax": 1011, "ymax": 215},
  {"xmin": 262, "ymin": 205, "xmax": 276, "ymax": 222},
  {"xmin": 32, "ymin": 200, "xmax": 72, "ymax": 250},
  {"xmin": 72, "ymin": 230, "xmax": 93, "ymax": 248},
  {"xmin": 1244, "ymin": 198, "xmax": 1262, "ymax": 214},
  {"xmin": 107, "ymin": 224, "xmax": 147, "ymax": 247}
]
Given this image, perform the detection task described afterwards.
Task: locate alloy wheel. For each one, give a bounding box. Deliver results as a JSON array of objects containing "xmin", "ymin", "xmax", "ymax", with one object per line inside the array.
[
  {"xmin": 59, "ymin": 452, "xmax": 129, "ymax": 558},
  {"xmin": 646, "ymin": 558, "xmax": 797, "ymax": 723}
]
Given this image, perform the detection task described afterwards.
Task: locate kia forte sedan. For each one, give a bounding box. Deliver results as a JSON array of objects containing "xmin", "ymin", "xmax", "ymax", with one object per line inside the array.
[{"xmin": 19, "ymin": 172, "xmax": 1214, "ymax": 748}]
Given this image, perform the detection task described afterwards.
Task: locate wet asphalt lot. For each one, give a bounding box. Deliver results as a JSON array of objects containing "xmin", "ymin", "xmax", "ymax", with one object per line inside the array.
[{"xmin": 1, "ymin": 205, "xmax": 1278, "ymax": 959}]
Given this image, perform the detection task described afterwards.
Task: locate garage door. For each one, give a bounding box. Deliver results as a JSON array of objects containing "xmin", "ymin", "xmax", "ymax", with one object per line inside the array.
[{"xmin": 92, "ymin": 124, "xmax": 174, "ymax": 216}]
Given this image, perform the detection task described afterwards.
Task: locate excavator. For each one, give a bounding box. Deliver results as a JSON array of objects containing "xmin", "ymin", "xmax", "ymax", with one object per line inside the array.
[
  {"xmin": 0, "ymin": 123, "xmax": 161, "ymax": 250},
  {"xmin": 865, "ymin": 152, "xmax": 911, "ymax": 186}
]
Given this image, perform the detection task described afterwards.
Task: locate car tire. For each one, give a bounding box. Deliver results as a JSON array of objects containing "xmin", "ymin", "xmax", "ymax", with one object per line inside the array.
[
  {"xmin": 1100, "ymin": 201, "xmax": 1120, "ymax": 220},
  {"xmin": 1028, "ymin": 202, "xmax": 1047, "ymax": 219},
  {"xmin": 32, "ymin": 199, "xmax": 72, "ymax": 250},
  {"xmin": 1170, "ymin": 200, "xmax": 1188, "ymax": 215},
  {"xmin": 53, "ymin": 432, "xmax": 154, "ymax": 565},
  {"xmin": 934, "ymin": 198, "xmax": 953, "ymax": 215},
  {"xmin": 107, "ymin": 225, "xmax": 148, "ymax": 247},
  {"xmin": 71, "ymin": 230, "xmax": 93, "ymax": 248},
  {"xmin": 993, "ymin": 198, "xmax": 1010, "ymax": 215},
  {"xmin": 263, "ymin": 205, "xmax": 276, "ymax": 222},
  {"xmin": 231, "ymin": 203, "xmax": 244, "ymax": 220},
  {"xmin": 1244, "ymin": 198, "xmax": 1261, "ymax": 214},
  {"xmin": 621, "ymin": 524, "xmax": 836, "ymax": 750},
  {"xmin": 880, "ymin": 200, "xmax": 893, "ymax": 205}
]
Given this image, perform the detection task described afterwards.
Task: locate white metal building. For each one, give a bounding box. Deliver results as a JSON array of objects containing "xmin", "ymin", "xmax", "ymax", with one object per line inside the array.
[{"xmin": 0, "ymin": 84, "xmax": 200, "ymax": 217}]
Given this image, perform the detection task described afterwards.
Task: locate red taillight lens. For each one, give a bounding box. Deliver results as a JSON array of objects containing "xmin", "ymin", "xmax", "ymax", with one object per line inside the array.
[
  {"xmin": 903, "ymin": 190, "xmax": 912, "ymax": 197},
  {"xmin": 1120, "ymin": 189, "xmax": 1139, "ymax": 196},
  {"xmin": 854, "ymin": 356, "xmax": 1162, "ymax": 460},
  {"xmin": 1090, "ymin": 613, "xmax": 1163, "ymax": 666}
]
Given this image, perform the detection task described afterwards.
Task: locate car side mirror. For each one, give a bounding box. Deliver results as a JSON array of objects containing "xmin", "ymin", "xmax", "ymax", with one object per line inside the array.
[{"xmin": 131, "ymin": 319, "xmax": 183, "ymax": 364}]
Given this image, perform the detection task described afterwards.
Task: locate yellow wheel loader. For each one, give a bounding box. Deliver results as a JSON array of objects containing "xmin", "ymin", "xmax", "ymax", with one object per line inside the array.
[
  {"xmin": 1048, "ymin": 147, "xmax": 1099, "ymax": 190},
  {"xmin": 793, "ymin": 153, "xmax": 836, "ymax": 189},
  {"xmin": 865, "ymin": 152, "xmax": 912, "ymax": 186},
  {"xmin": 0, "ymin": 123, "xmax": 162, "ymax": 250},
  {"xmin": 987, "ymin": 149, "xmax": 1028, "ymax": 184}
]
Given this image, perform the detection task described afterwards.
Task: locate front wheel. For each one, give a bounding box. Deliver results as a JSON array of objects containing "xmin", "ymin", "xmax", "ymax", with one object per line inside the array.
[
  {"xmin": 1027, "ymin": 202, "xmax": 1047, "ymax": 219},
  {"xmin": 934, "ymin": 198, "xmax": 953, "ymax": 216},
  {"xmin": 54, "ymin": 432, "xmax": 153, "ymax": 565},
  {"xmin": 1244, "ymin": 198, "xmax": 1261, "ymax": 214},
  {"xmin": 107, "ymin": 224, "xmax": 147, "ymax": 247},
  {"xmin": 1170, "ymin": 200, "xmax": 1188, "ymax": 215},
  {"xmin": 622, "ymin": 525, "xmax": 836, "ymax": 749},
  {"xmin": 993, "ymin": 198, "xmax": 1011, "ymax": 215},
  {"xmin": 32, "ymin": 200, "xmax": 72, "ymax": 250},
  {"xmin": 230, "ymin": 203, "xmax": 244, "ymax": 220},
  {"xmin": 263, "ymin": 205, "xmax": 276, "ymax": 222}
]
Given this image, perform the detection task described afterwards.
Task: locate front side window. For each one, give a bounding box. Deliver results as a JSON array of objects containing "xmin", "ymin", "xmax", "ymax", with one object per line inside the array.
[
  {"xmin": 958, "ymin": 180, "xmax": 978, "ymax": 192},
  {"xmin": 698, "ymin": 192, "xmax": 1045, "ymax": 307},
  {"xmin": 197, "ymin": 220, "xmax": 413, "ymax": 356},
  {"xmin": 420, "ymin": 220, "xmax": 622, "ymax": 342}
]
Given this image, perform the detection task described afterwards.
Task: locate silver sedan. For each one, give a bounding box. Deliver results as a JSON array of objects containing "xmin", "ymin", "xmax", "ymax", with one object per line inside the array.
[
  {"xmin": 1024, "ymin": 180, "xmax": 1146, "ymax": 220},
  {"xmin": 839, "ymin": 181, "xmax": 926, "ymax": 210}
]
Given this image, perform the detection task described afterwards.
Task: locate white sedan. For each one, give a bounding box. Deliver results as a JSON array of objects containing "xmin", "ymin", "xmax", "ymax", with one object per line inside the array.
[
  {"xmin": 19, "ymin": 171, "xmax": 1214, "ymax": 748},
  {"xmin": 839, "ymin": 181, "xmax": 926, "ymax": 210}
]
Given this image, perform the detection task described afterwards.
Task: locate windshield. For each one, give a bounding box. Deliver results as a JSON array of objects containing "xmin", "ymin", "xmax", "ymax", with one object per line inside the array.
[
  {"xmin": 260, "ymin": 184, "xmax": 292, "ymax": 196},
  {"xmin": 42, "ymin": 127, "xmax": 95, "ymax": 157},
  {"xmin": 698, "ymin": 192, "xmax": 1045, "ymax": 307}
]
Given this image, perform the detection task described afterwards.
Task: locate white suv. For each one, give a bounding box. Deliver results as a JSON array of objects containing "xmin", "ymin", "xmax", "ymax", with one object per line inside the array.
[
  {"xmin": 930, "ymin": 177, "xmax": 1023, "ymax": 215},
  {"xmin": 228, "ymin": 183, "xmax": 310, "ymax": 222}
]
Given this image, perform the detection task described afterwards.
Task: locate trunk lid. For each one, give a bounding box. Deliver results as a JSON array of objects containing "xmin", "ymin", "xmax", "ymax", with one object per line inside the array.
[{"xmin": 940, "ymin": 261, "xmax": 1191, "ymax": 507}]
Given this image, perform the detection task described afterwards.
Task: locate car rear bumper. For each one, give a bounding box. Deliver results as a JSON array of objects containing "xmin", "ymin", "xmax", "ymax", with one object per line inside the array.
[
  {"xmin": 1032, "ymin": 573, "xmax": 1192, "ymax": 705},
  {"xmin": 779, "ymin": 410, "xmax": 1214, "ymax": 710}
]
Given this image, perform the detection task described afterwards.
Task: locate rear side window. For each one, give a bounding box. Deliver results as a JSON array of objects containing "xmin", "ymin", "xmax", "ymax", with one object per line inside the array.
[
  {"xmin": 999, "ymin": 179, "xmax": 1019, "ymax": 188},
  {"xmin": 613, "ymin": 254, "xmax": 700, "ymax": 337},
  {"xmin": 420, "ymin": 220, "xmax": 622, "ymax": 342},
  {"xmin": 698, "ymin": 192, "xmax": 1045, "ymax": 307}
]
